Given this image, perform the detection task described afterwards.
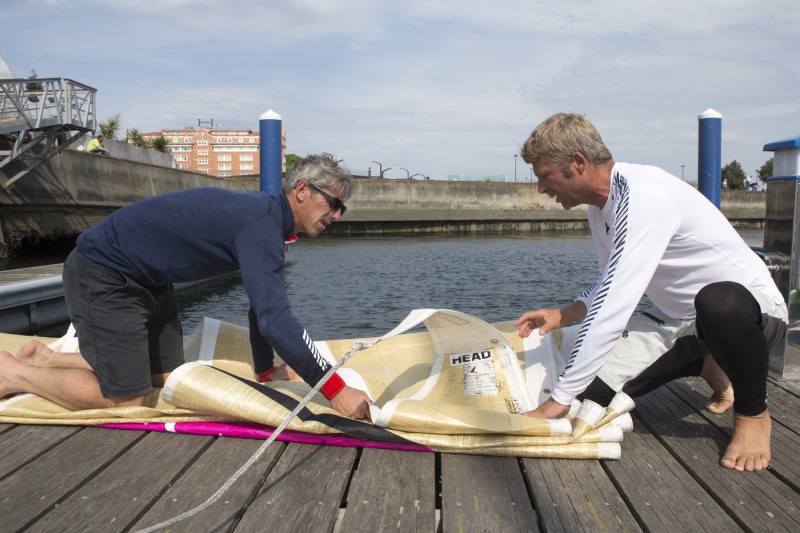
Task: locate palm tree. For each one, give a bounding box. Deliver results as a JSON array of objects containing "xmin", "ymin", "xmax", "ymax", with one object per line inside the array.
[
  {"xmin": 126, "ymin": 128, "xmax": 148, "ymax": 148},
  {"xmin": 99, "ymin": 114, "xmax": 122, "ymax": 141},
  {"xmin": 149, "ymin": 135, "xmax": 170, "ymax": 153}
]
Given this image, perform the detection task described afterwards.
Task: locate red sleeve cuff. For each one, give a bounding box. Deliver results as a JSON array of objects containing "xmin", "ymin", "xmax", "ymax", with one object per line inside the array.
[{"xmin": 320, "ymin": 372, "xmax": 346, "ymax": 400}]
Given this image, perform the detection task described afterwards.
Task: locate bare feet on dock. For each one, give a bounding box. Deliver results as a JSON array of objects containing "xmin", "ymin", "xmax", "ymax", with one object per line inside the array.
[
  {"xmin": 721, "ymin": 410, "xmax": 771, "ymax": 472},
  {"xmin": 700, "ymin": 354, "xmax": 734, "ymax": 414},
  {"xmin": 707, "ymin": 385, "xmax": 734, "ymax": 414},
  {"xmin": 15, "ymin": 339, "xmax": 55, "ymax": 366}
]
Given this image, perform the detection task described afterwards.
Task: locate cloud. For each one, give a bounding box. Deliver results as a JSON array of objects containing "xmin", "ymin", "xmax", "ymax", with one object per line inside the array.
[{"xmin": 2, "ymin": 0, "xmax": 798, "ymax": 180}]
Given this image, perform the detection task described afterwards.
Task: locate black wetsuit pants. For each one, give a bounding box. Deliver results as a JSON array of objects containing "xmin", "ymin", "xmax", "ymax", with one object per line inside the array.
[{"xmin": 580, "ymin": 281, "xmax": 786, "ymax": 416}]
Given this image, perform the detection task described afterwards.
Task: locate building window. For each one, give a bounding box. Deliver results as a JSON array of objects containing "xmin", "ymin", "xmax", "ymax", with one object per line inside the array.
[
  {"xmin": 219, "ymin": 173, "xmax": 231, "ymax": 177},
  {"xmin": 240, "ymin": 164, "xmax": 254, "ymax": 171},
  {"xmin": 241, "ymin": 154, "xmax": 253, "ymax": 161},
  {"xmin": 198, "ymin": 149, "xmax": 208, "ymax": 155},
  {"xmin": 198, "ymin": 158, "xmax": 208, "ymax": 165},
  {"xmin": 218, "ymin": 154, "xmax": 232, "ymax": 162},
  {"xmin": 177, "ymin": 164, "xmax": 188, "ymax": 169},
  {"xmin": 218, "ymin": 164, "xmax": 232, "ymax": 170},
  {"xmin": 198, "ymin": 140, "xmax": 208, "ymax": 146},
  {"xmin": 174, "ymin": 155, "xmax": 188, "ymax": 162},
  {"xmin": 211, "ymin": 145, "xmax": 257, "ymax": 152}
]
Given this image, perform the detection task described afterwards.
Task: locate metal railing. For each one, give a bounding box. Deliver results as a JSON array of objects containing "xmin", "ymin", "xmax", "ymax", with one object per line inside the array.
[{"xmin": 0, "ymin": 77, "xmax": 97, "ymax": 187}]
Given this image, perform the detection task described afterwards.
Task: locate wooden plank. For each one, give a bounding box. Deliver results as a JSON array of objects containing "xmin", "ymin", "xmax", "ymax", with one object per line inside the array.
[
  {"xmin": 667, "ymin": 377, "xmax": 800, "ymax": 489},
  {"xmin": 28, "ymin": 431, "xmax": 212, "ymax": 532},
  {"xmin": 0, "ymin": 426, "xmax": 143, "ymax": 532},
  {"xmin": 605, "ymin": 425, "xmax": 743, "ymax": 532},
  {"xmin": 133, "ymin": 437, "xmax": 286, "ymax": 533},
  {"xmin": 635, "ymin": 386, "xmax": 800, "ymax": 532},
  {"xmin": 770, "ymin": 378, "xmax": 800, "ymax": 398},
  {"xmin": 764, "ymin": 379, "xmax": 800, "ymax": 431},
  {"xmin": 523, "ymin": 457, "xmax": 640, "ymax": 532},
  {"xmin": 234, "ymin": 442, "xmax": 358, "ymax": 533},
  {"xmin": 441, "ymin": 453, "xmax": 538, "ymax": 532},
  {"xmin": 673, "ymin": 376, "xmax": 800, "ymax": 436},
  {"xmin": 0, "ymin": 424, "xmax": 82, "ymax": 479},
  {"xmin": 339, "ymin": 448, "xmax": 436, "ymax": 532}
]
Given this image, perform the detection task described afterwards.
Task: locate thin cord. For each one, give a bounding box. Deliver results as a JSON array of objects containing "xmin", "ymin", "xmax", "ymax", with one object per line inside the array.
[{"xmin": 135, "ymin": 339, "xmax": 378, "ymax": 533}]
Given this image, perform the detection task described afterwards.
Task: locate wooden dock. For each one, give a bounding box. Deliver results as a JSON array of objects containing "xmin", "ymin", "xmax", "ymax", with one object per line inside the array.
[{"xmin": 1, "ymin": 375, "xmax": 799, "ymax": 532}]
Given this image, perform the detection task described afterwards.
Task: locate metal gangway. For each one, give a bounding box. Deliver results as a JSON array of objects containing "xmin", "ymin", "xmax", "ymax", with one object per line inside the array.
[{"xmin": 0, "ymin": 77, "xmax": 96, "ymax": 187}]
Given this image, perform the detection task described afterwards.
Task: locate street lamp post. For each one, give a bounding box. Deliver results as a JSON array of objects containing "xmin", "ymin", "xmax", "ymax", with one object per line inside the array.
[
  {"xmin": 371, "ymin": 160, "xmax": 385, "ymax": 179},
  {"xmin": 410, "ymin": 173, "xmax": 423, "ymax": 180},
  {"xmin": 514, "ymin": 154, "xmax": 518, "ymax": 182},
  {"xmin": 400, "ymin": 168, "xmax": 410, "ymax": 179},
  {"xmin": 681, "ymin": 165, "xmax": 685, "ymax": 180}
]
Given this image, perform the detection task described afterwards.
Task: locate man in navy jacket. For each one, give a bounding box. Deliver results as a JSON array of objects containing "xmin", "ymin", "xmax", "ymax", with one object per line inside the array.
[{"xmin": 0, "ymin": 154, "xmax": 370, "ymax": 418}]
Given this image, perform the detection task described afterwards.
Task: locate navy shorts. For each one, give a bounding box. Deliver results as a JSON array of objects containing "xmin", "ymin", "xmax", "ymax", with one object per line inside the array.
[{"xmin": 62, "ymin": 249, "xmax": 185, "ymax": 397}]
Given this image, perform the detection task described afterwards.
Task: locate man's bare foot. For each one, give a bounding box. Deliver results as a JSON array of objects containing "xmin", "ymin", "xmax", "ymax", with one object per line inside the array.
[
  {"xmin": 15, "ymin": 339, "xmax": 55, "ymax": 365},
  {"xmin": 700, "ymin": 354, "xmax": 734, "ymax": 414},
  {"xmin": 14, "ymin": 339, "xmax": 90, "ymax": 370},
  {"xmin": 707, "ymin": 384, "xmax": 734, "ymax": 414},
  {"xmin": 0, "ymin": 350, "xmax": 23, "ymax": 398},
  {"xmin": 271, "ymin": 363, "xmax": 298, "ymax": 381},
  {"xmin": 720, "ymin": 410, "xmax": 771, "ymax": 471}
]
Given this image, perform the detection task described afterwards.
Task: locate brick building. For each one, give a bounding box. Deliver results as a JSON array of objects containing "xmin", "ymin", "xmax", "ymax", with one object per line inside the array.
[{"xmin": 142, "ymin": 126, "xmax": 285, "ymax": 177}]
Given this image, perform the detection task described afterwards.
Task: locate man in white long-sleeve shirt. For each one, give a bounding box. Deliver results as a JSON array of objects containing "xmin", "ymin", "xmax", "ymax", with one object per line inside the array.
[{"xmin": 515, "ymin": 113, "xmax": 787, "ymax": 472}]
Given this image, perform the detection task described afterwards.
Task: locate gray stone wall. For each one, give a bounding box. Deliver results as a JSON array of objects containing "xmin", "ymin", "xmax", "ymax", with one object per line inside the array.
[{"xmin": 0, "ymin": 151, "xmax": 767, "ymax": 255}]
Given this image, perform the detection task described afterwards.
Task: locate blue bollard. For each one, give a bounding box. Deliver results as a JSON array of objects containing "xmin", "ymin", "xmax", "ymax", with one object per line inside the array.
[
  {"xmin": 697, "ymin": 108, "xmax": 722, "ymax": 209},
  {"xmin": 259, "ymin": 109, "xmax": 283, "ymax": 195}
]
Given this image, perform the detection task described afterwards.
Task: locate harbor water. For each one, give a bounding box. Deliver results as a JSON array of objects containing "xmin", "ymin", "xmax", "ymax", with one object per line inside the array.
[
  {"xmin": 5, "ymin": 229, "xmax": 764, "ymax": 341},
  {"xmin": 176, "ymin": 233, "xmax": 598, "ymax": 341},
  {"xmin": 176, "ymin": 228, "xmax": 764, "ymax": 342}
]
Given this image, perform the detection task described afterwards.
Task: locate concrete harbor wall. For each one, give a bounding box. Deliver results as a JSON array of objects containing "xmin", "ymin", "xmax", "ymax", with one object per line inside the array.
[
  {"xmin": 0, "ymin": 149, "xmax": 254, "ymax": 255},
  {"xmin": 78, "ymin": 138, "xmax": 177, "ymax": 167},
  {"xmin": 0, "ymin": 149, "xmax": 766, "ymax": 255}
]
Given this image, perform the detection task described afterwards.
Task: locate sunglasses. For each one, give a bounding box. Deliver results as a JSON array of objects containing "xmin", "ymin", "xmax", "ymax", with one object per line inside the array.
[{"xmin": 308, "ymin": 182, "xmax": 347, "ymax": 215}]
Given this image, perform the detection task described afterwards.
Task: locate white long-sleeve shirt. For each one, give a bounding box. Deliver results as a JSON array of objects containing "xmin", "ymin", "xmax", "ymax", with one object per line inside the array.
[{"xmin": 551, "ymin": 162, "xmax": 785, "ymax": 405}]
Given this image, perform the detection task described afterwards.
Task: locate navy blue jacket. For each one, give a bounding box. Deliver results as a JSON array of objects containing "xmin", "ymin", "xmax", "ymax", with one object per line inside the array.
[{"xmin": 77, "ymin": 187, "xmax": 338, "ymax": 393}]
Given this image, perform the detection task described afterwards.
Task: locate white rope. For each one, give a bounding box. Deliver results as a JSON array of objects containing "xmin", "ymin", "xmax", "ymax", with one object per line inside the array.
[{"xmin": 135, "ymin": 339, "xmax": 379, "ymax": 533}]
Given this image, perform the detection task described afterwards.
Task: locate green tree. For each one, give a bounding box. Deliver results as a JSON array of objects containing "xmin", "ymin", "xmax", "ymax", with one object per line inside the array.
[
  {"xmin": 721, "ymin": 160, "xmax": 746, "ymax": 190},
  {"xmin": 285, "ymin": 153, "xmax": 302, "ymax": 170},
  {"xmin": 149, "ymin": 135, "xmax": 170, "ymax": 153},
  {"xmin": 99, "ymin": 114, "xmax": 122, "ymax": 141},
  {"xmin": 757, "ymin": 158, "xmax": 773, "ymax": 185}
]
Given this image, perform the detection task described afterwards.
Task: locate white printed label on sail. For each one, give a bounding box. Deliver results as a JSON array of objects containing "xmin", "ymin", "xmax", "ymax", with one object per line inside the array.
[{"xmin": 463, "ymin": 359, "xmax": 498, "ymax": 396}]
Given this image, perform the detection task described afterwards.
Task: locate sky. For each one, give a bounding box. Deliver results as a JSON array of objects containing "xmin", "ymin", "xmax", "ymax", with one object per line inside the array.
[{"xmin": 2, "ymin": 0, "xmax": 798, "ymax": 182}]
